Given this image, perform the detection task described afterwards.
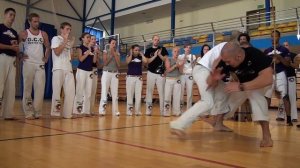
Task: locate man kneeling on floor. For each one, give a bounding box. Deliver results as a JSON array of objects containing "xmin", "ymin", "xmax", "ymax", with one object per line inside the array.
[{"xmin": 170, "ymin": 42, "xmax": 274, "ymax": 147}]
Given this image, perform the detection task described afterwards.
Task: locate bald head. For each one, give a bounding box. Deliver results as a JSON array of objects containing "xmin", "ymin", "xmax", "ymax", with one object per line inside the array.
[
  {"xmin": 221, "ymin": 42, "xmax": 243, "ymax": 57},
  {"xmin": 221, "ymin": 42, "xmax": 245, "ymax": 68}
]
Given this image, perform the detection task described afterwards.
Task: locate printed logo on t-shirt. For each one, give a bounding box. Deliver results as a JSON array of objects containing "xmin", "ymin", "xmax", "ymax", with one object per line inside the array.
[
  {"xmin": 267, "ymin": 49, "xmax": 282, "ymax": 56},
  {"xmin": 27, "ymin": 37, "xmax": 43, "ymax": 45},
  {"xmin": 235, "ymin": 60, "xmax": 255, "ymax": 77},
  {"xmin": 3, "ymin": 30, "xmax": 16, "ymax": 38},
  {"xmin": 131, "ymin": 58, "xmax": 141, "ymax": 62}
]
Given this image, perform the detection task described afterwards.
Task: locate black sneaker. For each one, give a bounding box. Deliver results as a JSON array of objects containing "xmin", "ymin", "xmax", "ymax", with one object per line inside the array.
[
  {"xmin": 292, "ymin": 119, "xmax": 298, "ymax": 122},
  {"xmin": 276, "ymin": 118, "xmax": 285, "ymax": 121}
]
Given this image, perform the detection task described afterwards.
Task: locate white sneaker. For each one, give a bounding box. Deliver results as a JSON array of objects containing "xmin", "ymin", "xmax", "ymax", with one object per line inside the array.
[
  {"xmin": 99, "ymin": 112, "xmax": 106, "ymax": 116},
  {"xmin": 115, "ymin": 112, "xmax": 120, "ymax": 116}
]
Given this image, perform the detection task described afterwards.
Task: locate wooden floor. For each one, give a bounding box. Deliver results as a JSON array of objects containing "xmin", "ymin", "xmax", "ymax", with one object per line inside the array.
[{"xmin": 1, "ymin": 100, "xmax": 300, "ymax": 168}]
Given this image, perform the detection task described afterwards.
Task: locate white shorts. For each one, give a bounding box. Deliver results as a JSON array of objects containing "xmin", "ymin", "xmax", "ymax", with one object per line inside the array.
[{"xmin": 265, "ymin": 71, "xmax": 287, "ymax": 99}]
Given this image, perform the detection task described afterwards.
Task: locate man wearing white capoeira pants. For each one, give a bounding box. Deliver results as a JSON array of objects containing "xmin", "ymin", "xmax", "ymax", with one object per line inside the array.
[
  {"xmin": 99, "ymin": 38, "xmax": 121, "ymax": 116},
  {"xmin": 172, "ymin": 43, "xmax": 275, "ymax": 147},
  {"xmin": 0, "ymin": 8, "xmax": 19, "ymax": 120},
  {"xmin": 215, "ymin": 45, "xmax": 273, "ymax": 147},
  {"xmin": 170, "ymin": 42, "xmax": 231, "ymax": 134},
  {"xmin": 163, "ymin": 47, "xmax": 184, "ymax": 117},
  {"xmin": 283, "ymin": 41, "xmax": 298, "ymax": 122},
  {"xmin": 178, "ymin": 44, "xmax": 196, "ymax": 111},
  {"xmin": 73, "ymin": 33, "xmax": 97, "ymax": 117},
  {"xmin": 126, "ymin": 45, "xmax": 147, "ymax": 116},
  {"xmin": 145, "ymin": 35, "xmax": 169, "ymax": 116},
  {"xmin": 264, "ymin": 30, "xmax": 292, "ymax": 125},
  {"xmin": 19, "ymin": 13, "xmax": 50, "ymax": 119},
  {"xmin": 50, "ymin": 22, "xmax": 75, "ymax": 119},
  {"xmin": 90, "ymin": 35, "xmax": 100, "ymax": 115}
]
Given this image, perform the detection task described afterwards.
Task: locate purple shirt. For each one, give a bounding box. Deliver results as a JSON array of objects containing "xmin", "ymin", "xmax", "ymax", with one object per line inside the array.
[
  {"xmin": 264, "ymin": 45, "xmax": 290, "ymax": 73},
  {"xmin": 0, "ymin": 24, "xmax": 18, "ymax": 57},
  {"xmin": 127, "ymin": 55, "xmax": 142, "ymax": 75},
  {"xmin": 77, "ymin": 45, "xmax": 93, "ymax": 71}
]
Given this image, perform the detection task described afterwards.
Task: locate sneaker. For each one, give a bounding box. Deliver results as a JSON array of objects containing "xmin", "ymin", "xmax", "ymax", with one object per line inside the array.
[
  {"xmin": 99, "ymin": 112, "xmax": 106, "ymax": 116},
  {"xmin": 276, "ymin": 117, "xmax": 285, "ymax": 121}
]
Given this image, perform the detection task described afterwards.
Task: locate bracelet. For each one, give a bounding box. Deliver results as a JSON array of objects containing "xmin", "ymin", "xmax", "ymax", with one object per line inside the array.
[{"xmin": 239, "ymin": 83, "xmax": 245, "ymax": 91}]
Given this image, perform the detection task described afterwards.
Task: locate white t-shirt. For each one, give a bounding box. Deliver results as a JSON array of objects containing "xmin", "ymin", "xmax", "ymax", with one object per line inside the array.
[
  {"xmin": 24, "ymin": 29, "xmax": 44, "ymax": 64},
  {"xmin": 198, "ymin": 42, "xmax": 227, "ymax": 71},
  {"xmin": 51, "ymin": 35, "xmax": 72, "ymax": 71},
  {"xmin": 178, "ymin": 54, "xmax": 196, "ymax": 74}
]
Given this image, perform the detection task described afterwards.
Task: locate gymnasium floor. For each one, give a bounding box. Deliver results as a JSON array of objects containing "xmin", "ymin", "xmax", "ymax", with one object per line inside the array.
[{"xmin": 0, "ymin": 100, "xmax": 300, "ymax": 168}]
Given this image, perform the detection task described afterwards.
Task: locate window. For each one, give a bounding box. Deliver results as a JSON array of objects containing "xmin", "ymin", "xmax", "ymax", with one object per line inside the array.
[
  {"xmin": 246, "ymin": 7, "xmax": 275, "ymax": 32},
  {"xmin": 84, "ymin": 26, "xmax": 103, "ymax": 42}
]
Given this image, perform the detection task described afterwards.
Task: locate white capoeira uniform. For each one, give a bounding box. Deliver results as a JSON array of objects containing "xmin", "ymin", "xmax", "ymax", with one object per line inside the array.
[
  {"xmin": 73, "ymin": 45, "xmax": 94, "ymax": 115},
  {"xmin": 170, "ymin": 42, "xmax": 230, "ymax": 130},
  {"xmin": 99, "ymin": 50, "xmax": 119, "ymax": 116},
  {"xmin": 126, "ymin": 55, "xmax": 143, "ymax": 116},
  {"xmin": 0, "ymin": 24, "xmax": 18, "ymax": 119},
  {"xmin": 264, "ymin": 46, "xmax": 290, "ymax": 119},
  {"xmin": 275, "ymin": 53, "xmax": 298, "ymax": 120},
  {"xmin": 145, "ymin": 46, "xmax": 168, "ymax": 115},
  {"xmin": 50, "ymin": 35, "xmax": 75, "ymax": 118},
  {"xmin": 163, "ymin": 57, "xmax": 181, "ymax": 116},
  {"xmin": 90, "ymin": 64, "xmax": 98, "ymax": 114},
  {"xmin": 22, "ymin": 29, "xmax": 45, "ymax": 118},
  {"xmin": 178, "ymin": 53, "xmax": 196, "ymax": 111},
  {"xmin": 288, "ymin": 76, "xmax": 298, "ymax": 120}
]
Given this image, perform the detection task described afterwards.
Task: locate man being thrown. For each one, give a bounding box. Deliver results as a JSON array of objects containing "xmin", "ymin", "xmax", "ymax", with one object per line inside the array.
[{"xmin": 170, "ymin": 42, "xmax": 274, "ymax": 147}]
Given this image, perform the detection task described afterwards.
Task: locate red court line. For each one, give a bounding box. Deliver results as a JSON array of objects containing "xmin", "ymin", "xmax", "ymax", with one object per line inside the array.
[{"xmin": 19, "ymin": 120, "xmax": 245, "ymax": 168}]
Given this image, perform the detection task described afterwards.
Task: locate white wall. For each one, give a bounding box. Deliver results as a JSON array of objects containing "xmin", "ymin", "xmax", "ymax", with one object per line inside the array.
[
  {"xmin": 115, "ymin": 0, "xmax": 300, "ymax": 38},
  {"xmin": 0, "ymin": 0, "xmax": 83, "ymax": 44}
]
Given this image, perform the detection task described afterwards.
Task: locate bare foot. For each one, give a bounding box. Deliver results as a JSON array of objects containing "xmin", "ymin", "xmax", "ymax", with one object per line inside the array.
[
  {"xmin": 25, "ymin": 116, "xmax": 35, "ymax": 120},
  {"xmin": 214, "ymin": 124, "xmax": 233, "ymax": 132},
  {"xmin": 170, "ymin": 128, "xmax": 186, "ymax": 139},
  {"xmin": 201, "ymin": 117, "xmax": 216, "ymax": 127},
  {"xmin": 260, "ymin": 138, "xmax": 273, "ymax": 147}
]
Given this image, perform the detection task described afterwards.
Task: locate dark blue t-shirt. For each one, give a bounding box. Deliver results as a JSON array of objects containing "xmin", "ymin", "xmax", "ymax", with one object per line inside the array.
[
  {"xmin": 127, "ymin": 55, "xmax": 142, "ymax": 76},
  {"xmin": 264, "ymin": 45, "xmax": 290, "ymax": 74},
  {"xmin": 78, "ymin": 45, "xmax": 94, "ymax": 71},
  {"xmin": 286, "ymin": 52, "xmax": 297, "ymax": 77},
  {"xmin": 0, "ymin": 24, "xmax": 18, "ymax": 57}
]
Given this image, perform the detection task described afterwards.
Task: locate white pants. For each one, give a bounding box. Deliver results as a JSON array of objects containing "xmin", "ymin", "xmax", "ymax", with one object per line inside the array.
[
  {"xmin": 224, "ymin": 87, "xmax": 270, "ymax": 121},
  {"xmin": 145, "ymin": 71, "xmax": 165, "ymax": 115},
  {"xmin": 126, "ymin": 76, "xmax": 143, "ymax": 115},
  {"xmin": 276, "ymin": 76, "xmax": 298, "ymax": 120},
  {"xmin": 164, "ymin": 78, "xmax": 181, "ymax": 116},
  {"xmin": 99, "ymin": 71, "xmax": 119, "ymax": 115},
  {"xmin": 51, "ymin": 70, "xmax": 75, "ymax": 118},
  {"xmin": 22, "ymin": 61, "xmax": 45, "ymax": 118},
  {"xmin": 0, "ymin": 54, "xmax": 16, "ymax": 118},
  {"xmin": 170, "ymin": 65, "xmax": 229, "ymax": 130},
  {"xmin": 90, "ymin": 67, "xmax": 98, "ymax": 114},
  {"xmin": 180, "ymin": 74, "xmax": 194, "ymax": 110},
  {"xmin": 73, "ymin": 69, "xmax": 93, "ymax": 114},
  {"xmin": 265, "ymin": 71, "xmax": 287, "ymax": 99}
]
